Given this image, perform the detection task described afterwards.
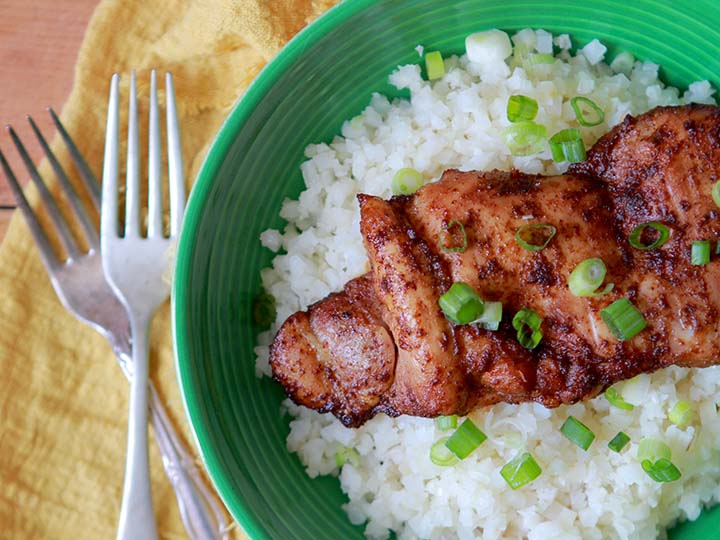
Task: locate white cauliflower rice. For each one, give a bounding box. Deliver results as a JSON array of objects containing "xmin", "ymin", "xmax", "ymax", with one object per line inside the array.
[{"xmin": 254, "ymin": 29, "xmax": 720, "ymax": 540}]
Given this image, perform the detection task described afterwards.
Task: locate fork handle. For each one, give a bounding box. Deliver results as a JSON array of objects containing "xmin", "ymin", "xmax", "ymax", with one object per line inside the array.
[
  {"xmin": 148, "ymin": 384, "xmax": 226, "ymax": 540},
  {"xmin": 112, "ymin": 344, "xmax": 229, "ymax": 540},
  {"xmin": 117, "ymin": 316, "xmax": 157, "ymax": 540}
]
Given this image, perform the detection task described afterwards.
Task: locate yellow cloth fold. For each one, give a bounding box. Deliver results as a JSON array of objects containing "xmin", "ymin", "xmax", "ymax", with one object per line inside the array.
[{"xmin": 0, "ymin": 1, "xmax": 338, "ymax": 538}]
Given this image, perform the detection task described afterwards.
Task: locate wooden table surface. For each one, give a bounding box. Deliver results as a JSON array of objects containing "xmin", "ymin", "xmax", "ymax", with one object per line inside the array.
[{"xmin": 0, "ymin": 0, "xmax": 98, "ymax": 243}]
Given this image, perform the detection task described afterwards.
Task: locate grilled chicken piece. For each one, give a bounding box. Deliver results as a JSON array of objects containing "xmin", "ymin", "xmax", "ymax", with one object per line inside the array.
[
  {"xmin": 270, "ymin": 105, "xmax": 720, "ymax": 427},
  {"xmin": 270, "ymin": 274, "xmax": 396, "ymax": 426},
  {"xmin": 570, "ymin": 104, "xmax": 720, "ymax": 368}
]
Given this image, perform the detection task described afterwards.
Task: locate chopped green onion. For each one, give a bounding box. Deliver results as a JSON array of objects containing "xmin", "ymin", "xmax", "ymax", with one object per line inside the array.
[
  {"xmin": 637, "ymin": 438, "xmax": 671, "ymax": 462},
  {"xmin": 600, "ymin": 298, "xmax": 647, "ymax": 341},
  {"xmin": 570, "ymin": 97, "xmax": 605, "ymax": 127},
  {"xmin": 637, "ymin": 438, "xmax": 681, "ymax": 482},
  {"xmin": 525, "ymin": 53, "xmax": 554, "ymax": 66},
  {"xmin": 252, "ymin": 291, "xmax": 276, "ymax": 328},
  {"xmin": 713, "ymin": 180, "xmax": 720, "ymax": 208},
  {"xmin": 445, "ymin": 418, "xmax": 487, "ymax": 459},
  {"xmin": 476, "ymin": 301, "xmax": 503, "ymax": 331},
  {"xmin": 549, "ymin": 128, "xmax": 586, "ymax": 163},
  {"xmin": 500, "ymin": 452, "xmax": 542, "ymax": 490},
  {"xmin": 438, "ymin": 282, "xmax": 484, "ymax": 325},
  {"xmin": 435, "ymin": 415, "xmax": 458, "ymax": 431},
  {"xmin": 439, "ymin": 220, "xmax": 468, "ymax": 253},
  {"xmin": 717, "ymin": 240, "xmax": 720, "ymax": 255},
  {"xmin": 512, "ymin": 308, "xmax": 543, "ymax": 350},
  {"xmin": 392, "ymin": 168, "xmax": 424, "ymax": 195},
  {"xmin": 604, "ymin": 387, "xmax": 634, "ymax": 411},
  {"xmin": 512, "ymin": 42, "xmax": 531, "ymax": 60},
  {"xmin": 560, "ymin": 416, "xmax": 595, "ymax": 451},
  {"xmin": 641, "ymin": 458, "xmax": 682, "ymax": 483},
  {"xmin": 669, "ymin": 400, "xmax": 694, "ymax": 428},
  {"xmin": 628, "ymin": 221, "xmax": 670, "ymax": 250},
  {"xmin": 515, "ymin": 223, "xmax": 556, "ymax": 251},
  {"xmin": 430, "ymin": 437, "xmax": 459, "ymax": 466},
  {"xmin": 568, "ymin": 257, "xmax": 614, "ymax": 297},
  {"xmin": 502, "ymin": 122, "xmax": 547, "ymax": 156},
  {"xmin": 425, "ymin": 51, "xmax": 445, "ymax": 80},
  {"xmin": 608, "ymin": 432, "xmax": 631, "ymax": 453},
  {"xmin": 507, "ymin": 95, "xmax": 539, "ymax": 122},
  {"xmin": 691, "ymin": 240, "xmax": 711, "ymax": 266},
  {"xmin": 335, "ymin": 445, "xmax": 360, "ymax": 468},
  {"xmin": 501, "ymin": 431, "xmax": 524, "ymax": 449}
]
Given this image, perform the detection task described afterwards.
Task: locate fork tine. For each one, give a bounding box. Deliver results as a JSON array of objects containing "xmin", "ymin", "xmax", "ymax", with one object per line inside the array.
[
  {"xmin": 101, "ymin": 73, "xmax": 120, "ymax": 238},
  {"xmin": 125, "ymin": 70, "xmax": 141, "ymax": 237},
  {"xmin": 0, "ymin": 148, "xmax": 60, "ymax": 270},
  {"xmin": 48, "ymin": 107, "xmax": 101, "ymax": 210},
  {"xmin": 147, "ymin": 70, "xmax": 162, "ymax": 238},
  {"xmin": 6, "ymin": 125, "xmax": 81, "ymax": 260},
  {"xmin": 165, "ymin": 72, "xmax": 185, "ymax": 237},
  {"xmin": 27, "ymin": 115, "xmax": 99, "ymax": 248}
]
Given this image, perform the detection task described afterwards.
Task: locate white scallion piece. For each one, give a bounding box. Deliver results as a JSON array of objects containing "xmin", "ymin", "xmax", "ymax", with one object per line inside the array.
[{"xmin": 465, "ymin": 30, "xmax": 512, "ymax": 65}]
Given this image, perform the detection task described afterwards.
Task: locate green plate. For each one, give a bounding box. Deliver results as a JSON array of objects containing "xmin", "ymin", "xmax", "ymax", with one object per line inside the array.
[{"xmin": 173, "ymin": 1, "xmax": 720, "ymax": 538}]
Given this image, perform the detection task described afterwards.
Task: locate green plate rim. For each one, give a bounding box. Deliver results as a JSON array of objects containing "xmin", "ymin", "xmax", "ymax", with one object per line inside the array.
[{"xmin": 172, "ymin": 0, "xmax": 379, "ymax": 537}]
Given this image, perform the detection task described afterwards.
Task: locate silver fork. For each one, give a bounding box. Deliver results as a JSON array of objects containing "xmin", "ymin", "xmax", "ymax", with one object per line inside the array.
[
  {"xmin": 0, "ymin": 114, "xmax": 229, "ymax": 537},
  {"xmin": 101, "ymin": 70, "xmax": 191, "ymax": 540}
]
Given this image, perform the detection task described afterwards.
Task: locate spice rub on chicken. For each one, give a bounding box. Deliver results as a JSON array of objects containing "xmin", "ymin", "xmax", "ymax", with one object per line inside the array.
[{"xmin": 269, "ymin": 105, "xmax": 720, "ymax": 428}]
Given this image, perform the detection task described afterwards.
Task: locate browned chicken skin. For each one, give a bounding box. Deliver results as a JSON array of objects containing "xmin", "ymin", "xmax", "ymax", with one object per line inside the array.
[{"xmin": 270, "ymin": 105, "xmax": 720, "ymax": 427}]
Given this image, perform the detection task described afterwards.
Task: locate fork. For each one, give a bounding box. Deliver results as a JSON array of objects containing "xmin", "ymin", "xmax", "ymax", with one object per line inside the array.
[
  {"xmin": 101, "ymin": 70, "xmax": 192, "ymax": 540},
  {"xmin": 0, "ymin": 114, "xmax": 229, "ymax": 536}
]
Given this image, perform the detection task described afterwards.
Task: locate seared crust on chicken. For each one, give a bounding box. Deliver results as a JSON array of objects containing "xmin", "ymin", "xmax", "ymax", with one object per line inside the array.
[
  {"xmin": 269, "ymin": 105, "xmax": 720, "ymax": 427},
  {"xmin": 270, "ymin": 274, "xmax": 395, "ymax": 426},
  {"xmin": 571, "ymin": 104, "xmax": 720, "ymax": 368}
]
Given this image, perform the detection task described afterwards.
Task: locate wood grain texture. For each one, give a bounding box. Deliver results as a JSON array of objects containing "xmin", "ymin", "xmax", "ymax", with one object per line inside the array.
[{"xmin": 0, "ymin": 0, "xmax": 98, "ymax": 233}]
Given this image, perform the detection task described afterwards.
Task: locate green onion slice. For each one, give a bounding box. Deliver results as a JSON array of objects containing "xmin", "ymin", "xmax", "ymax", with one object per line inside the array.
[
  {"xmin": 430, "ymin": 437, "xmax": 459, "ymax": 466},
  {"xmin": 502, "ymin": 122, "xmax": 547, "ymax": 156},
  {"xmin": 568, "ymin": 257, "xmax": 614, "ymax": 297},
  {"xmin": 600, "ymin": 298, "xmax": 647, "ymax": 341},
  {"xmin": 252, "ymin": 291, "xmax": 276, "ymax": 328},
  {"xmin": 500, "ymin": 452, "xmax": 542, "ymax": 490},
  {"xmin": 641, "ymin": 458, "xmax": 682, "ymax": 483},
  {"xmin": 717, "ymin": 241, "xmax": 720, "ymax": 255},
  {"xmin": 628, "ymin": 221, "xmax": 670, "ymax": 250},
  {"xmin": 501, "ymin": 431, "xmax": 524, "ymax": 449},
  {"xmin": 391, "ymin": 168, "xmax": 424, "ymax": 195},
  {"xmin": 435, "ymin": 415, "xmax": 458, "ymax": 431},
  {"xmin": 525, "ymin": 53, "xmax": 554, "ymax": 66},
  {"xmin": 438, "ymin": 282, "xmax": 484, "ymax": 325},
  {"xmin": 691, "ymin": 240, "xmax": 711, "ymax": 266},
  {"xmin": 507, "ymin": 95, "xmax": 539, "ymax": 123},
  {"xmin": 570, "ymin": 96, "xmax": 605, "ymax": 127},
  {"xmin": 549, "ymin": 128, "xmax": 586, "ymax": 163},
  {"xmin": 605, "ymin": 387, "xmax": 634, "ymax": 411},
  {"xmin": 512, "ymin": 308, "xmax": 543, "ymax": 350},
  {"xmin": 515, "ymin": 223, "xmax": 556, "ymax": 251},
  {"xmin": 445, "ymin": 418, "xmax": 488, "ymax": 459},
  {"xmin": 638, "ymin": 438, "xmax": 671, "ymax": 462},
  {"xmin": 439, "ymin": 220, "xmax": 468, "ymax": 253},
  {"xmin": 425, "ymin": 50, "xmax": 445, "ymax": 80},
  {"xmin": 669, "ymin": 400, "xmax": 694, "ymax": 428},
  {"xmin": 608, "ymin": 432, "xmax": 631, "ymax": 453},
  {"xmin": 713, "ymin": 180, "xmax": 720, "ymax": 208},
  {"xmin": 560, "ymin": 416, "xmax": 595, "ymax": 451},
  {"xmin": 476, "ymin": 301, "xmax": 503, "ymax": 331},
  {"xmin": 335, "ymin": 445, "xmax": 360, "ymax": 468}
]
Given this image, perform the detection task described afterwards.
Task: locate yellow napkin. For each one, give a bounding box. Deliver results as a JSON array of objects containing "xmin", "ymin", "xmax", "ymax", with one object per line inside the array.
[{"xmin": 0, "ymin": 0, "xmax": 339, "ymax": 538}]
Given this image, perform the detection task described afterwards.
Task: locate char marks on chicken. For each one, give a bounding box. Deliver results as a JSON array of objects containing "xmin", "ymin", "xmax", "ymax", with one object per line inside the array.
[{"xmin": 269, "ymin": 105, "xmax": 720, "ymax": 427}]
